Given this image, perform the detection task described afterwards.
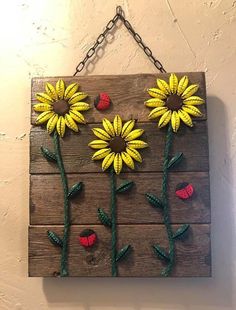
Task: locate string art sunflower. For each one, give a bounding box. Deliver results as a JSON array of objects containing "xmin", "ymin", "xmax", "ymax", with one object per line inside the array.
[
  {"xmin": 89, "ymin": 115, "xmax": 148, "ymax": 174},
  {"xmin": 33, "ymin": 79, "xmax": 90, "ymax": 277},
  {"xmin": 34, "ymin": 79, "xmax": 89, "ymax": 137},
  {"xmin": 89, "ymin": 115, "xmax": 148, "ymax": 276},
  {"xmin": 144, "ymin": 73, "xmax": 205, "ymax": 277},
  {"xmin": 145, "ymin": 73, "xmax": 204, "ymax": 132}
]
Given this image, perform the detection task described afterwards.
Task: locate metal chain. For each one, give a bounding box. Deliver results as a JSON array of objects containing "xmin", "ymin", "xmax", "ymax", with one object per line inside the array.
[{"xmin": 73, "ymin": 6, "xmax": 166, "ymax": 76}]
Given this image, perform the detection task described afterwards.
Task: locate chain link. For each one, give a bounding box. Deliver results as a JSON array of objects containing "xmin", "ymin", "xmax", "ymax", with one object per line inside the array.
[{"xmin": 73, "ymin": 6, "xmax": 166, "ymax": 75}]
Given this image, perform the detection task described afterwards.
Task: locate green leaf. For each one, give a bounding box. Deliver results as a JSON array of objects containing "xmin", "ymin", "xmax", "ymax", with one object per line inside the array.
[
  {"xmin": 41, "ymin": 146, "xmax": 57, "ymax": 162},
  {"xmin": 152, "ymin": 245, "xmax": 170, "ymax": 261},
  {"xmin": 116, "ymin": 245, "xmax": 131, "ymax": 262},
  {"xmin": 145, "ymin": 193, "xmax": 163, "ymax": 208},
  {"xmin": 167, "ymin": 152, "xmax": 183, "ymax": 169},
  {"xmin": 97, "ymin": 208, "xmax": 112, "ymax": 227},
  {"xmin": 116, "ymin": 181, "xmax": 134, "ymax": 193},
  {"xmin": 173, "ymin": 224, "xmax": 190, "ymax": 239},
  {"xmin": 47, "ymin": 230, "xmax": 63, "ymax": 247},
  {"xmin": 68, "ymin": 182, "xmax": 83, "ymax": 199}
]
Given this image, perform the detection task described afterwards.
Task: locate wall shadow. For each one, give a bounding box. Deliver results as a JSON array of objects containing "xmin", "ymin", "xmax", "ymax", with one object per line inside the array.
[
  {"xmin": 42, "ymin": 96, "xmax": 234, "ymax": 309},
  {"xmin": 75, "ymin": 18, "xmax": 122, "ymax": 76}
]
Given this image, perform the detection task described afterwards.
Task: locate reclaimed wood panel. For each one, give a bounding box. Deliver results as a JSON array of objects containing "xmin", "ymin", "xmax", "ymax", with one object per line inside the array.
[
  {"xmin": 29, "ymin": 224, "xmax": 211, "ymax": 277},
  {"xmin": 29, "ymin": 73, "xmax": 211, "ymax": 277},
  {"xmin": 30, "ymin": 172, "xmax": 210, "ymax": 225},
  {"xmin": 30, "ymin": 122, "xmax": 209, "ymax": 174},
  {"xmin": 31, "ymin": 73, "xmax": 207, "ymax": 124}
]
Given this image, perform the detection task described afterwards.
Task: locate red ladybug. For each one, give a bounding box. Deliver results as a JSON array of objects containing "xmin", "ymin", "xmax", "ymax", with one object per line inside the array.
[
  {"xmin": 94, "ymin": 93, "xmax": 111, "ymax": 111},
  {"xmin": 79, "ymin": 229, "xmax": 97, "ymax": 248},
  {"xmin": 175, "ymin": 182, "xmax": 194, "ymax": 200}
]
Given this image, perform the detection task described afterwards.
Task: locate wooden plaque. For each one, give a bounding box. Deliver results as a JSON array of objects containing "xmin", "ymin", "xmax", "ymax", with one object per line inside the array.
[{"xmin": 29, "ymin": 73, "xmax": 211, "ymax": 277}]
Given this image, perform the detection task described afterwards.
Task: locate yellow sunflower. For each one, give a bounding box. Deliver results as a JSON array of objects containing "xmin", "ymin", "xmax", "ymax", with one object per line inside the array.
[
  {"xmin": 33, "ymin": 79, "xmax": 90, "ymax": 137},
  {"xmin": 89, "ymin": 115, "xmax": 148, "ymax": 175},
  {"xmin": 145, "ymin": 73, "xmax": 205, "ymax": 132}
]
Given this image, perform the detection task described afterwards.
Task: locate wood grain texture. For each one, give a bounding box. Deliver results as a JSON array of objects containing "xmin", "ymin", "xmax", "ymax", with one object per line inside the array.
[
  {"xmin": 30, "ymin": 172, "xmax": 210, "ymax": 225},
  {"xmin": 29, "ymin": 224, "xmax": 211, "ymax": 277},
  {"xmin": 31, "ymin": 73, "xmax": 207, "ymax": 124},
  {"xmin": 30, "ymin": 121, "xmax": 209, "ymax": 174},
  {"xmin": 29, "ymin": 73, "xmax": 211, "ymax": 277}
]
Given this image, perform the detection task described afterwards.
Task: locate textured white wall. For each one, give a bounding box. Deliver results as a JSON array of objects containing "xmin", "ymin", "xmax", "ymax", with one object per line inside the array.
[{"xmin": 0, "ymin": 0, "xmax": 236, "ymax": 309}]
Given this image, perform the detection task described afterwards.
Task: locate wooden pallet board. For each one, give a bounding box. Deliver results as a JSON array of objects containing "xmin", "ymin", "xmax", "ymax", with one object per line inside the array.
[
  {"xmin": 30, "ymin": 122, "xmax": 209, "ymax": 174},
  {"xmin": 29, "ymin": 224, "xmax": 211, "ymax": 277},
  {"xmin": 31, "ymin": 73, "xmax": 207, "ymax": 124},
  {"xmin": 29, "ymin": 73, "xmax": 211, "ymax": 277},
  {"xmin": 30, "ymin": 172, "xmax": 210, "ymax": 225}
]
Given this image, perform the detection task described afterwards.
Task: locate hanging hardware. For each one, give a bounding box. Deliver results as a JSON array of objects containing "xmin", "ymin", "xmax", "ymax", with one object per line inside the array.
[{"xmin": 74, "ymin": 6, "xmax": 166, "ymax": 75}]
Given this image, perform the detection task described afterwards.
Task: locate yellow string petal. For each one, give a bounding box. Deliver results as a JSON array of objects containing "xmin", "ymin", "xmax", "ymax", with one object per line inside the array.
[
  {"xmin": 70, "ymin": 102, "xmax": 90, "ymax": 111},
  {"xmin": 148, "ymin": 107, "xmax": 168, "ymax": 120},
  {"xmin": 121, "ymin": 120, "xmax": 135, "ymax": 138},
  {"xmin": 147, "ymin": 88, "xmax": 167, "ymax": 99},
  {"xmin": 181, "ymin": 84, "xmax": 199, "ymax": 99},
  {"xmin": 177, "ymin": 76, "xmax": 189, "ymax": 96},
  {"xmin": 171, "ymin": 111, "xmax": 180, "ymax": 133},
  {"xmin": 169, "ymin": 73, "xmax": 178, "ymax": 94},
  {"xmin": 47, "ymin": 114, "xmax": 58, "ymax": 134},
  {"xmin": 64, "ymin": 83, "xmax": 79, "ymax": 100},
  {"xmin": 158, "ymin": 110, "xmax": 172, "ymax": 128},
  {"xmin": 64, "ymin": 113, "xmax": 79, "ymax": 132},
  {"xmin": 125, "ymin": 129, "xmax": 144, "ymax": 142},
  {"xmin": 92, "ymin": 148, "xmax": 111, "ymax": 160},
  {"xmin": 144, "ymin": 98, "xmax": 165, "ymax": 108},
  {"xmin": 183, "ymin": 96, "xmax": 204, "ymax": 105},
  {"xmin": 178, "ymin": 109, "xmax": 193, "ymax": 127},
  {"xmin": 45, "ymin": 82, "xmax": 58, "ymax": 100},
  {"xmin": 88, "ymin": 140, "xmax": 109, "ymax": 149},
  {"xmin": 56, "ymin": 79, "xmax": 65, "ymax": 99},
  {"xmin": 36, "ymin": 111, "xmax": 54, "ymax": 124},
  {"xmin": 92, "ymin": 128, "xmax": 111, "ymax": 141},
  {"xmin": 102, "ymin": 152, "xmax": 115, "ymax": 171},
  {"xmin": 182, "ymin": 105, "xmax": 202, "ymax": 117},
  {"xmin": 113, "ymin": 153, "xmax": 122, "ymax": 175},
  {"xmin": 69, "ymin": 110, "xmax": 86, "ymax": 124},
  {"xmin": 113, "ymin": 115, "xmax": 122, "ymax": 136},
  {"xmin": 127, "ymin": 140, "xmax": 148, "ymax": 149},
  {"xmin": 121, "ymin": 152, "xmax": 134, "ymax": 169},
  {"xmin": 157, "ymin": 78, "xmax": 171, "ymax": 95},
  {"xmin": 126, "ymin": 147, "xmax": 142, "ymax": 163},
  {"xmin": 103, "ymin": 118, "xmax": 115, "ymax": 136},
  {"xmin": 33, "ymin": 103, "xmax": 52, "ymax": 112},
  {"xmin": 36, "ymin": 93, "xmax": 54, "ymax": 104},
  {"xmin": 68, "ymin": 92, "xmax": 88, "ymax": 104},
  {"xmin": 56, "ymin": 116, "xmax": 66, "ymax": 137}
]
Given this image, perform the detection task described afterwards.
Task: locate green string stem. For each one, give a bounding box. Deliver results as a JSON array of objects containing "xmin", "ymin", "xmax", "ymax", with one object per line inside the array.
[
  {"xmin": 110, "ymin": 168, "xmax": 117, "ymax": 277},
  {"xmin": 161, "ymin": 123, "xmax": 175, "ymax": 277},
  {"xmin": 53, "ymin": 131, "xmax": 70, "ymax": 277}
]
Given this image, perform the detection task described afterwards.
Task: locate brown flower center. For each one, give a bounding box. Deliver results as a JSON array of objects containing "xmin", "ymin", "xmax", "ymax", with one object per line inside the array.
[
  {"xmin": 166, "ymin": 94, "xmax": 183, "ymax": 111},
  {"xmin": 53, "ymin": 100, "xmax": 69, "ymax": 116},
  {"xmin": 109, "ymin": 136, "xmax": 126, "ymax": 153}
]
